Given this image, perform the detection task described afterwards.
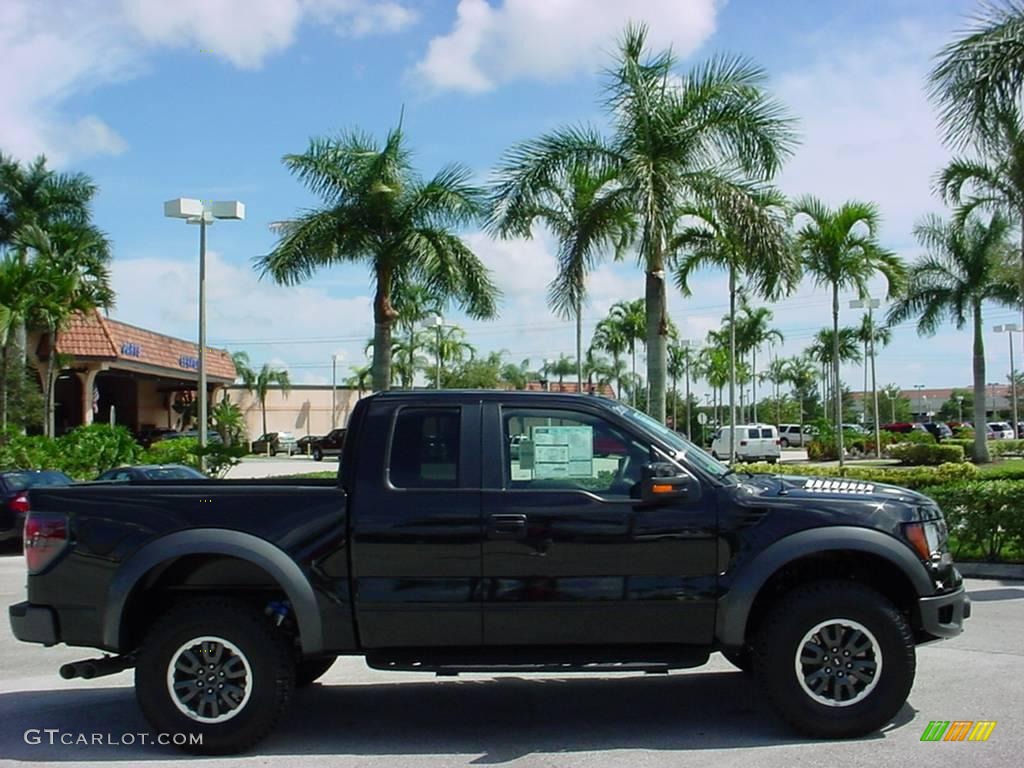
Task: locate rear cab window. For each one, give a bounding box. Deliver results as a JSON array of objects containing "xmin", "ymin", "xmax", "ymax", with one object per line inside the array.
[{"xmin": 387, "ymin": 408, "xmax": 461, "ymax": 488}]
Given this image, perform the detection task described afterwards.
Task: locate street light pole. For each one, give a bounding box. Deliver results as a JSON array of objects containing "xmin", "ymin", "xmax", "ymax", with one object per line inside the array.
[
  {"xmin": 434, "ymin": 316, "xmax": 443, "ymax": 389},
  {"xmin": 164, "ymin": 198, "xmax": 244, "ymax": 471},
  {"xmin": 956, "ymin": 395, "xmax": 964, "ymax": 423},
  {"xmin": 995, "ymin": 324, "xmax": 1021, "ymax": 437},
  {"xmin": 913, "ymin": 384, "xmax": 925, "ymax": 421}
]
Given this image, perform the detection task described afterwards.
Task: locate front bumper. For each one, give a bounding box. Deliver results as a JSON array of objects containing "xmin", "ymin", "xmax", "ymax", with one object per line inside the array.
[
  {"xmin": 9, "ymin": 601, "xmax": 59, "ymax": 646},
  {"xmin": 917, "ymin": 585, "xmax": 971, "ymax": 639}
]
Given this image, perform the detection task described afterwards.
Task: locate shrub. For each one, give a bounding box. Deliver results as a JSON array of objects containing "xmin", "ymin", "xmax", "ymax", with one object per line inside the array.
[
  {"xmin": 921, "ymin": 480, "xmax": 1024, "ymax": 562},
  {"xmin": 142, "ymin": 437, "xmax": 246, "ymax": 478},
  {"xmin": 743, "ymin": 461, "xmax": 979, "ymax": 489},
  {"xmin": 806, "ymin": 439, "xmax": 836, "ymax": 461},
  {"xmin": 901, "ymin": 429, "xmax": 937, "ymax": 445},
  {"xmin": 992, "ymin": 439, "xmax": 1024, "ymax": 458},
  {"xmin": 889, "ymin": 442, "xmax": 965, "ymax": 466},
  {"xmin": 0, "ymin": 425, "xmax": 141, "ymax": 480}
]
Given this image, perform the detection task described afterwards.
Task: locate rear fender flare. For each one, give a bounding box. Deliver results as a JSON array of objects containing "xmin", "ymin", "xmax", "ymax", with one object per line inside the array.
[{"xmin": 103, "ymin": 528, "xmax": 323, "ymax": 654}]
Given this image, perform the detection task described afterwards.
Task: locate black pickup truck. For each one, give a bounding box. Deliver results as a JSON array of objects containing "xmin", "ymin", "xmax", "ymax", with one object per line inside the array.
[{"xmin": 10, "ymin": 391, "xmax": 969, "ymax": 754}]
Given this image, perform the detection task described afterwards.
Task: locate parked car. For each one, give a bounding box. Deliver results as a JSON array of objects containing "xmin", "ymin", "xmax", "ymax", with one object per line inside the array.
[
  {"xmin": 295, "ymin": 434, "xmax": 322, "ymax": 455},
  {"xmin": 921, "ymin": 422, "xmax": 953, "ymax": 441},
  {"xmin": 881, "ymin": 422, "xmax": 931, "ymax": 436},
  {"xmin": 0, "ymin": 470, "xmax": 73, "ymax": 543},
  {"xmin": 9, "ymin": 390, "xmax": 969, "ymax": 753},
  {"xmin": 777, "ymin": 423, "xmax": 814, "ymax": 448},
  {"xmin": 987, "ymin": 421, "xmax": 1014, "ymax": 440},
  {"xmin": 508, "ymin": 433, "xmax": 527, "ymax": 460},
  {"xmin": 251, "ymin": 432, "xmax": 297, "ymax": 456},
  {"xmin": 841, "ymin": 423, "xmax": 868, "ymax": 435},
  {"xmin": 134, "ymin": 427, "xmax": 178, "ymax": 449},
  {"xmin": 711, "ymin": 424, "xmax": 780, "ymax": 463},
  {"xmin": 311, "ymin": 428, "xmax": 346, "ymax": 461},
  {"xmin": 96, "ymin": 465, "xmax": 207, "ymax": 482}
]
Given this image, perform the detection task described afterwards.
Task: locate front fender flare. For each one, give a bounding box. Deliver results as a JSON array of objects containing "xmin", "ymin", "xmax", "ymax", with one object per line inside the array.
[
  {"xmin": 103, "ymin": 528, "xmax": 323, "ymax": 654},
  {"xmin": 716, "ymin": 526, "xmax": 933, "ymax": 647}
]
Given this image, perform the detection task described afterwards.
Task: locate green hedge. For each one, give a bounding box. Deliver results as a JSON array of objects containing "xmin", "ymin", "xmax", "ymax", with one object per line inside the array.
[
  {"xmin": 889, "ymin": 442, "xmax": 965, "ymax": 466},
  {"xmin": 921, "ymin": 480, "xmax": 1024, "ymax": 562},
  {"xmin": 743, "ymin": 461, "xmax": 979, "ymax": 489},
  {"xmin": 946, "ymin": 438, "xmax": 1024, "ymax": 461},
  {"xmin": 0, "ymin": 425, "xmax": 141, "ymax": 480}
]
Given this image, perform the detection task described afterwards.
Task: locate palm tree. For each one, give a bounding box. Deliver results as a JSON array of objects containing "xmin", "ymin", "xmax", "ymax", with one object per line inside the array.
[
  {"xmin": 391, "ymin": 281, "xmax": 442, "ymax": 389},
  {"xmin": 345, "ymin": 363, "xmax": 373, "ymax": 396},
  {"xmin": 784, "ymin": 355, "xmax": 818, "ymax": 439},
  {"xmin": 880, "ymin": 383, "xmax": 904, "ymax": 424},
  {"xmin": 0, "ymin": 256, "xmax": 40, "ymax": 430},
  {"xmin": 698, "ymin": 345, "xmax": 731, "ymax": 427},
  {"xmin": 761, "ymin": 355, "xmax": 789, "ymax": 427},
  {"xmin": 548, "ymin": 353, "xmax": 576, "ymax": 389},
  {"xmin": 674, "ymin": 187, "xmax": 795, "ymax": 455},
  {"xmin": 794, "ymin": 197, "xmax": 905, "ymax": 466},
  {"xmin": 232, "ymin": 351, "xmax": 291, "ymax": 438},
  {"xmin": 488, "ymin": 163, "xmax": 633, "ymax": 387},
  {"xmin": 489, "ymin": 24, "xmax": 796, "ymax": 423},
  {"xmin": 854, "ymin": 313, "xmax": 892, "ymax": 436},
  {"xmin": 936, "ymin": 107, "xmax": 1024, "ymax": 344},
  {"xmin": 806, "ymin": 327, "xmax": 863, "ymax": 413},
  {"xmin": 501, "ymin": 358, "xmax": 532, "ymax": 390},
  {"xmin": 591, "ymin": 316, "xmax": 629, "ymax": 402},
  {"xmin": 16, "ymin": 224, "xmax": 113, "ymax": 437},
  {"xmin": 424, "ymin": 325, "xmax": 475, "ymax": 384},
  {"xmin": 667, "ymin": 341, "xmax": 695, "ymax": 436},
  {"xmin": 258, "ymin": 121, "xmax": 499, "ymax": 392},
  {"xmin": 929, "ymin": 1, "xmax": 1024, "ymax": 147},
  {"xmin": 888, "ymin": 212, "xmax": 1018, "ymax": 463},
  {"xmin": 606, "ymin": 299, "xmax": 646, "ymax": 407},
  {"xmin": 735, "ymin": 299, "xmax": 785, "ymax": 424}
]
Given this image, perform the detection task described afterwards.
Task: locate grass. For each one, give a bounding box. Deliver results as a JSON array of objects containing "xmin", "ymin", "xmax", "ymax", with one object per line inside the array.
[{"xmin": 977, "ymin": 458, "xmax": 1024, "ymax": 475}]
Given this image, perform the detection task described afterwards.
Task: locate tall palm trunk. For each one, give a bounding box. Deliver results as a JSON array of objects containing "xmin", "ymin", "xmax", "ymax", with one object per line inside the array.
[
  {"xmin": 751, "ymin": 347, "xmax": 758, "ymax": 423},
  {"xmin": 42, "ymin": 328, "xmax": 60, "ymax": 438},
  {"xmin": 972, "ymin": 301, "xmax": 991, "ymax": 463},
  {"xmin": 0, "ymin": 335, "xmax": 10, "ymax": 432},
  {"xmin": 614, "ymin": 351, "xmax": 624, "ymax": 402},
  {"xmin": 684, "ymin": 357, "xmax": 691, "ymax": 439},
  {"xmin": 629, "ymin": 345, "xmax": 637, "ymax": 407},
  {"xmin": 832, "ymin": 285, "xmax": 845, "ymax": 467},
  {"xmin": 728, "ymin": 266, "xmax": 737, "ymax": 462},
  {"xmin": 371, "ymin": 266, "xmax": 397, "ymax": 392},
  {"xmin": 261, "ymin": 395, "xmax": 268, "ymax": 437},
  {"xmin": 862, "ymin": 339, "xmax": 869, "ymax": 428},
  {"xmin": 575, "ymin": 300, "xmax": 583, "ymax": 390},
  {"xmin": 646, "ymin": 264, "xmax": 668, "ymax": 423}
]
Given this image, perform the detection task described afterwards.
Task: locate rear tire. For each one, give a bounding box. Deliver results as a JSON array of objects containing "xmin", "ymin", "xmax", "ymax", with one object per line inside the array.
[
  {"xmin": 295, "ymin": 656, "xmax": 336, "ymax": 687},
  {"xmin": 780, "ymin": 438, "xmax": 790, "ymax": 448},
  {"xmin": 312, "ymin": 447, "xmax": 323, "ymax": 462},
  {"xmin": 135, "ymin": 597, "xmax": 295, "ymax": 754},
  {"xmin": 753, "ymin": 581, "xmax": 915, "ymax": 739}
]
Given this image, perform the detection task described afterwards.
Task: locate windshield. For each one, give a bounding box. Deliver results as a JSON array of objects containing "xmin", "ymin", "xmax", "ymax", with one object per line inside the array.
[
  {"xmin": 3, "ymin": 471, "xmax": 73, "ymax": 491},
  {"xmin": 607, "ymin": 402, "xmax": 734, "ymax": 481}
]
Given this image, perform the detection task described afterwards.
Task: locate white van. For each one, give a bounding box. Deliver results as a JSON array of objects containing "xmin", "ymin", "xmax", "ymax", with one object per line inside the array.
[{"xmin": 711, "ymin": 424, "xmax": 781, "ymax": 463}]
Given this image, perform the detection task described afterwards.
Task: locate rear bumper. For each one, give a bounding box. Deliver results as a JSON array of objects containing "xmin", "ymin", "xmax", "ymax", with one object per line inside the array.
[
  {"xmin": 917, "ymin": 585, "xmax": 971, "ymax": 640},
  {"xmin": 9, "ymin": 601, "xmax": 59, "ymax": 646}
]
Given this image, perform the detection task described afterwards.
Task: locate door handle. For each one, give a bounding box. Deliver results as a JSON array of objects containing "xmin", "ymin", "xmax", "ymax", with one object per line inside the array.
[{"xmin": 487, "ymin": 513, "xmax": 528, "ymax": 539}]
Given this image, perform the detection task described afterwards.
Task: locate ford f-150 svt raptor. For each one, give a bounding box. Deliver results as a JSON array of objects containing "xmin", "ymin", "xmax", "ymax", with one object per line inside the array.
[{"xmin": 9, "ymin": 391, "xmax": 969, "ymax": 753}]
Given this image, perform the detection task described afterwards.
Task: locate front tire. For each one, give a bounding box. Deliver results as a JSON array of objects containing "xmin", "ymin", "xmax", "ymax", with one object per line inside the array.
[
  {"xmin": 135, "ymin": 598, "xmax": 295, "ymax": 754},
  {"xmin": 753, "ymin": 581, "xmax": 914, "ymax": 739}
]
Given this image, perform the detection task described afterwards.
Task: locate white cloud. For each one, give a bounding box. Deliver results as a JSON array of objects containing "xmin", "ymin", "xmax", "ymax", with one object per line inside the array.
[
  {"xmin": 0, "ymin": 0, "xmax": 417, "ymax": 165},
  {"xmin": 775, "ymin": 21, "xmax": 951, "ymax": 249},
  {"xmin": 413, "ymin": 0, "xmax": 718, "ymax": 93}
]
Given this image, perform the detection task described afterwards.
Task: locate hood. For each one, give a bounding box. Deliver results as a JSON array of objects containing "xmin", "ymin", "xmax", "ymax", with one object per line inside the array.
[{"xmin": 738, "ymin": 472, "xmax": 935, "ymax": 507}]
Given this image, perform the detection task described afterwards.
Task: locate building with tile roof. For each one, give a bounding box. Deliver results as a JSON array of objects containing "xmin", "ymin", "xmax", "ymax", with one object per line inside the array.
[{"xmin": 31, "ymin": 310, "xmax": 236, "ymax": 435}]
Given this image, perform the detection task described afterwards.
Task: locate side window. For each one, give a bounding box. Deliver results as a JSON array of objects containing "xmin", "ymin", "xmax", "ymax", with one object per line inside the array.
[
  {"xmin": 747, "ymin": 428, "xmax": 759, "ymax": 439},
  {"xmin": 389, "ymin": 408, "xmax": 460, "ymax": 489},
  {"xmin": 503, "ymin": 408, "xmax": 648, "ymax": 498},
  {"xmin": 760, "ymin": 428, "xmax": 774, "ymax": 439}
]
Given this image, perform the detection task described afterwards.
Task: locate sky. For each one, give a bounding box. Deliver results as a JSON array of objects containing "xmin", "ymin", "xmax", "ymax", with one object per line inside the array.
[{"xmin": 3, "ymin": 0, "xmax": 1022, "ymax": 399}]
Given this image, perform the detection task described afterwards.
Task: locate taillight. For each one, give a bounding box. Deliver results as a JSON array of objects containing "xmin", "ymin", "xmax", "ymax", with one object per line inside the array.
[
  {"xmin": 9, "ymin": 492, "xmax": 29, "ymax": 515},
  {"xmin": 24, "ymin": 512, "xmax": 68, "ymax": 575},
  {"xmin": 740, "ymin": 440, "xmax": 748, "ymax": 446}
]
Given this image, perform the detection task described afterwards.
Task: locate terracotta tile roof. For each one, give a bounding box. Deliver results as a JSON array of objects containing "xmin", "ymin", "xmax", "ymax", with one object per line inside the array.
[{"xmin": 56, "ymin": 310, "xmax": 236, "ymax": 382}]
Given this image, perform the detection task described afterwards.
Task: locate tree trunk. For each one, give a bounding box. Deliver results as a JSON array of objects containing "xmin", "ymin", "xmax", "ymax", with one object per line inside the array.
[
  {"xmin": 833, "ymin": 285, "xmax": 845, "ymax": 468},
  {"xmin": 630, "ymin": 346, "xmax": 636, "ymax": 407},
  {"xmin": 43, "ymin": 328, "xmax": 60, "ymax": 438},
  {"xmin": 972, "ymin": 301, "xmax": 991, "ymax": 463},
  {"xmin": 645, "ymin": 263, "xmax": 668, "ymax": 423},
  {"xmin": 870, "ymin": 318, "xmax": 881, "ymax": 458},
  {"xmin": 0, "ymin": 335, "xmax": 9, "ymax": 433},
  {"xmin": 371, "ymin": 264, "xmax": 397, "ymax": 393},
  {"xmin": 575, "ymin": 300, "xmax": 583, "ymax": 390},
  {"xmin": 671, "ymin": 370, "xmax": 678, "ymax": 429},
  {"xmin": 752, "ymin": 347, "xmax": 758, "ymax": 424},
  {"xmin": 261, "ymin": 396, "xmax": 268, "ymax": 437},
  {"xmin": 728, "ymin": 265, "xmax": 737, "ymax": 462},
  {"xmin": 684, "ymin": 356, "xmax": 691, "ymax": 440}
]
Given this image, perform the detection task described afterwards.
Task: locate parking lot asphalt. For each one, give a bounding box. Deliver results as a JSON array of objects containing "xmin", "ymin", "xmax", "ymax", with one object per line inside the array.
[
  {"xmin": 0, "ymin": 553, "xmax": 1019, "ymax": 768},
  {"xmin": 225, "ymin": 455, "xmax": 337, "ymax": 479}
]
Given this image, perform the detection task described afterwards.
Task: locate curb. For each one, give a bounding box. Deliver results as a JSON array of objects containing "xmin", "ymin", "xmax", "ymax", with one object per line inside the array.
[{"xmin": 956, "ymin": 562, "xmax": 1024, "ymax": 580}]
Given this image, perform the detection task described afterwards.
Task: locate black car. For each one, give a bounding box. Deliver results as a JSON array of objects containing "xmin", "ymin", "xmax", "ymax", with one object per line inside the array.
[
  {"xmin": 96, "ymin": 465, "xmax": 207, "ymax": 482},
  {"xmin": 922, "ymin": 422, "xmax": 953, "ymax": 441},
  {"xmin": 295, "ymin": 434, "xmax": 322, "ymax": 455},
  {"xmin": 135, "ymin": 427, "xmax": 179, "ymax": 449},
  {"xmin": 0, "ymin": 470, "xmax": 73, "ymax": 542},
  {"xmin": 311, "ymin": 428, "xmax": 346, "ymax": 461}
]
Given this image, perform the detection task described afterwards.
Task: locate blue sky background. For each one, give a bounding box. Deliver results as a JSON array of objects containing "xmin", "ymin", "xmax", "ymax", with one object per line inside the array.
[{"xmin": 3, "ymin": 0, "xmax": 1021, "ymax": 397}]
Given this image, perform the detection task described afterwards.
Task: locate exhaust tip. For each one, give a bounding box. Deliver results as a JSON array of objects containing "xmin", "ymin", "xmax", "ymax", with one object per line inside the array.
[{"xmin": 59, "ymin": 663, "xmax": 78, "ymax": 679}]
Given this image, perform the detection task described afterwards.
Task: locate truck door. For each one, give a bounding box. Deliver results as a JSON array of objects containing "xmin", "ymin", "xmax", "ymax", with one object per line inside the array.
[
  {"xmin": 349, "ymin": 402, "xmax": 482, "ymax": 648},
  {"xmin": 480, "ymin": 402, "xmax": 718, "ymax": 646}
]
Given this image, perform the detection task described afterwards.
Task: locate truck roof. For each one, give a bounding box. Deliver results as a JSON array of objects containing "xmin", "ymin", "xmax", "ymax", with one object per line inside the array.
[{"xmin": 368, "ymin": 390, "xmax": 617, "ymax": 405}]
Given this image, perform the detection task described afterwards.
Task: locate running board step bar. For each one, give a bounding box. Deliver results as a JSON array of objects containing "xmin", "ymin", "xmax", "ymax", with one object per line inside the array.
[{"xmin": 366, "ymin": 646, "xmax": 708, "ymax": 674}]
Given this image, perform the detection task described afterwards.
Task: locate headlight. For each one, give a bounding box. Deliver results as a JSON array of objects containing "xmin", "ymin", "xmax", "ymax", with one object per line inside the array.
[{"xmin": 903, "ymin": 520, "xmax": 946, "ymax": 562}]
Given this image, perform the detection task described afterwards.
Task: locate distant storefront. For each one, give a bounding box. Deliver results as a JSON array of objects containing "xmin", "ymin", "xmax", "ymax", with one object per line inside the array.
[{"xmin": 30, "ymin": 310, "xmax": 236, "ymax": 435}]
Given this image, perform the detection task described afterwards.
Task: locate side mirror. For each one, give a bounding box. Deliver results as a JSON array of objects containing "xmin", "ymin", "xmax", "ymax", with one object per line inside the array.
[{"xmin": 640, "ymin": 462, "xmax": 695, "ymax": 504}]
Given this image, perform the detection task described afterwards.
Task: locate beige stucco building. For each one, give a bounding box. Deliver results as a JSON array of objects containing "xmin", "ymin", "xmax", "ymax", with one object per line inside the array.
[{"xmin": 226, "ymin": 385, "xmax": 366, "ymax": 440}]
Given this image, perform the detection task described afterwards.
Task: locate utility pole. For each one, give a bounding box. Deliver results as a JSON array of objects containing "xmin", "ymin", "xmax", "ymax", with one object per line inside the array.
[{"xmin": 995, "ymin": 325, "xmax": 1021, "ymax": 435}]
